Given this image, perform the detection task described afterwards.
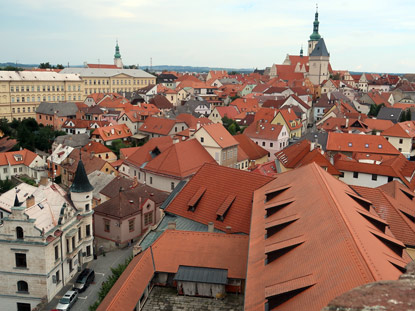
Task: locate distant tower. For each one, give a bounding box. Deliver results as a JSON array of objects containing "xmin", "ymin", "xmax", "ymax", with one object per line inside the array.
[
  {"xmin": 308, "ymin": 5, "xmax": 321, "ymax": 56},
  {"xmin": 114, "ymin": 40, "xmax": 123, "ymax": 69},
  {"xmin": 300, "ymin": 45, "xmax": 304, "ymax": 58}
]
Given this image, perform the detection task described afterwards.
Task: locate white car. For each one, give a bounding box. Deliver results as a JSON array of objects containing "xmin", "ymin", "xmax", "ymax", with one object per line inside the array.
[{"xmin": 56, "ymin": 290, "xmax": 78, "ymax": 311}]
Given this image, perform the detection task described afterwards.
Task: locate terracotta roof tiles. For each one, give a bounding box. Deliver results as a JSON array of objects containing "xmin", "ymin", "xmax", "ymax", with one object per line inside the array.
[{"xmin": 164, "ymin": 163, "xmax": 273, "ymax": 234}]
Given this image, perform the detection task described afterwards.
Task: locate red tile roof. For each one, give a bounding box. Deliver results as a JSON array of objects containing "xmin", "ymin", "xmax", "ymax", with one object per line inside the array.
[
  {"xmin": 244, "ymin": 121, "xmax": 284, "ymax": 141},
  {"xmin": 98, "ymin": 230, "xmax": 249, "ymax": 311},
  {"xmin": 251, "ymin": 160, "xmax": 278, "ymax": 177},
  {"xmin": 334, "ymin": 153, "xmax": 415, "ymax": 190},
  {"xmin": 138, "ymin": 117, "xmax": 185, "ymax": 136},
  {"xmin": 197, "ymin": 123, "xmax": 238, "ymax": 148},
  {"xmin": 82, "ymin": 141, "xmax": 111, "ymax": 154},
  {"xmin": 234, "ymin": 134, "xmax": 269, "ymax": 161},
  {"xmin": 92, "ymin": 124, "xmax": 132, "ymax": 142},
  {"xmin": 245, "ymin": 163, "xmax": 411, "ymax": 311},
  {"xmin": 142, "ymin": 139, "xmax": 217, "ymax": 178},
  {"xmin": 149, "ymin": 94, "xmax": 173, "ymax": 110},
  {"xmin": 326, "ymin": 132, "xmax": 400, "ymax": 155},
  {"xmin": 120, "ymin": 146, "xmax": 140, "ymax": 159},
  {"xmin": 87, "ymin": 64, "xmax": 118, "ymax": 69},
  {"xmin": 351, "ymin": 183, "xmax": 415, "ymax": 247},
  {"xmin": 215, "ymin": 106, "xmax": 239, "ymax": 120},
  {"xmin": 0, "ymin": 149, "xmax": 38, "ymax": 166},
  {"xmin": 124, "ymin": 136, "xmax": 173, "ymax": 167},
  {"xmin": 381, "ymin": 121, "xmax": 415, "ymax": 138},
  {"xmin": 164, "ymin": 163, "xmax": 273, "ymax": 234},
  {"xmin": 254, "ymin": 107, "xmax": 278, "ymax": 123}
]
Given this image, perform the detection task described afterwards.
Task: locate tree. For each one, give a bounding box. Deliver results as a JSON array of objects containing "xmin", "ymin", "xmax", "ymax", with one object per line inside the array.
[
  {"xmin": 368, "ymin": 103, "xmax": 385, "ymax": 117},
  {"xmin": 222, "ymin": 116, "xmax": 240, "ymax": 135},
  {"xmin": 0, "ymin": 178, "xmax": 14, "ymax": 194},
  {"xmin": 109, "ymin": 139, "xmax": 127, "ymax": 157},
  {"xmin": 0, "ymin": 66, "xmax": 23, "ymax": 71},
  {"xmin": 56, "ymin": 64, "xmax": 64, "ymax": 69},
  {"xmin": 39, "ymin": 62, "xmax": 51, "ymax": 69},
  {"xmin": 89, "ymin": 256, "xmax": 133, "ymax": 311}
]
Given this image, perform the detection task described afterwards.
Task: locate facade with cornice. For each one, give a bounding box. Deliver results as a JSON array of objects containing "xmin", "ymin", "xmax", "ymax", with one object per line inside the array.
[{"xmin": 0, "ymin": 162, "xmax": 94, "ymax": 310}]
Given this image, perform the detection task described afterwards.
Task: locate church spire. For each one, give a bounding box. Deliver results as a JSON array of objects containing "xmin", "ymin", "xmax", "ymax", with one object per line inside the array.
[
  {"xmin": 309, "ymin": 4, "xmax": 321, "ymax": 41},
  {"xmin": 300, "ymin": 45, "xmax": 304, "ymax": 57},
  {"xmin": 114, "ymin": 40, "xmax": 121, "ymax": 59}
]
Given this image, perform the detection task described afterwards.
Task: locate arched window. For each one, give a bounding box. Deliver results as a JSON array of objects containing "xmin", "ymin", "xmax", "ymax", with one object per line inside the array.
[
  {"xmin": 17, "ymin": 281, "xmax": 28, "ymax": 293},
  {"xmin": 16, "ymin": 227, "xmax": 24, "ymax": 240}
]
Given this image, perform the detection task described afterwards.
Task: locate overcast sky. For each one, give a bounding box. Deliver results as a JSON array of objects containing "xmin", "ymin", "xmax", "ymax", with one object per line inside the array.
[{"xmin": 1, "ymin": 0, "xmax": 414, "ymax": 73}]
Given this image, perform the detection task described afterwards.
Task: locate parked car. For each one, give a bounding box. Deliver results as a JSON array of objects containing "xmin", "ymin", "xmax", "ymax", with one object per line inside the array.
[
  {"xmin": 73, "ymin": 268, "xmax": 95, "ymax": 292},
  {"xmin": 56, "ymin": 290, "xmax": 78, "ymax": 311}
]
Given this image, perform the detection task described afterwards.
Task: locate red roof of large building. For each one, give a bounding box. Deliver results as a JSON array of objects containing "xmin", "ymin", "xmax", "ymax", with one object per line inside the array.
[
  {"xmin": 142, "ymin": 139, "xmax": 217, "ymax": 178},
  {"xmin": 164, "ymin": 163, "xmax": 273, "ymax": 234},
  {"xmin": 245, "ymin": 163, "xmax": 411, "ymax": 311},
  {"xmin": 214, "ymin": 106, "xmax": 239, "ymax": 120},
  {"xmin": 124, "ymin": 136, "xmax": 173, "ymax": 167},
  {"xmin": 82, "ymin": 141, "xmax": 112, "ymax": 154},
  {"xmin": 97, "ymin": 229, "xmax": 249, "ymax": 311},
  {"xmin": 326, "ymin": 132, "xmax": 400, "ymax": 155},
  {"xmin": 352, "ymin": 182, "xmax": 415, "ymax": 247}
]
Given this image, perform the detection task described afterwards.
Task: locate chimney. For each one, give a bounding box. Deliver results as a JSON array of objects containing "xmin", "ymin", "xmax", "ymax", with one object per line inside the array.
[
  {"xmin": 208, "ymin": 222, "xmax": 214, "ymax": 233},
  {"xmin": 26, "ymin": 195, "xmax": 35, "ymax": 208},
  {"xmin": 39, "ymin": 176, "xmax": 49, "ymax": 186},
  {"xmin": 90, "ymin": 151, "xmax": 95, "ymax": 159},
  {"xmin": 310, "ymin": 142, "xmax": 315, "ymax": 151},
  {"xmin": 225, "ymin": 226, "xmax": 232, "ymax": 234},
  {"xmin": 288, "ymin": 107, "xmax": 291, "ymax": 113},
  {"xmin": 168, "ymin": 222, "xmax": 176, "ymax": 230},
  {"xmin": 345, "ymin": 118, "xmax": 349, "ymax": 128}
]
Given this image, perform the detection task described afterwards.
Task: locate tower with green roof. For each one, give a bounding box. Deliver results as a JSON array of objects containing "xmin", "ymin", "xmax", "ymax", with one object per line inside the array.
[
  {"xmin": 114, "ymin": 40, "xmax": 123, "ymax": 68},
  {"xmin": 308, "ymin": 5, "xmax": 321, "ymax": 56}
]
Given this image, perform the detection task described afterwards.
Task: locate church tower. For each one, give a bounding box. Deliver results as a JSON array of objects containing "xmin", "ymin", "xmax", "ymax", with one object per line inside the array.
[
  {"xmin": 114, "ymin": 40, "xmax": 123, "ymax": 69},
  {"xmin": 308, "ymin": 6, "xmax": 321, "ymax": 56}
]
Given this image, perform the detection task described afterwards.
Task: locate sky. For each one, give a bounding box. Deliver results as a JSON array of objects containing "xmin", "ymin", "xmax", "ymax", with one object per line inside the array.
[{"xmin": 1, "ymin": 0, "xmax": 415, "ymax": 73}]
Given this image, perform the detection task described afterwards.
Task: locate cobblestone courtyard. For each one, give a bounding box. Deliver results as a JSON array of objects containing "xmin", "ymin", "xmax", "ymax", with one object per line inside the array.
[{"xmin": 142, "ymin": 286, "xmax": 244, "ymax": 311}]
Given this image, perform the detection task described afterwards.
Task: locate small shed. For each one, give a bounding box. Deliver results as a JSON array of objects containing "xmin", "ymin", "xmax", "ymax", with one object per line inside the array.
[{"xmin": 174, "ymin": 266, "xmax": 227, "ymax": 298}]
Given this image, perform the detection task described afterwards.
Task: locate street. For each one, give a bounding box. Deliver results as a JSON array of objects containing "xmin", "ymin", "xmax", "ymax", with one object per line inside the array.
[{"xmin": 44, "ymin": 246, "xmax": 133, "ymax": 311}]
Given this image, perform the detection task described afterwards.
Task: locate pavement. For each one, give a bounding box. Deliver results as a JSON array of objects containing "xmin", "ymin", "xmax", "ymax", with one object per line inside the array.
[{"xmin": 44, "ymin": 246, "xmax": 133, "ymax": 311}]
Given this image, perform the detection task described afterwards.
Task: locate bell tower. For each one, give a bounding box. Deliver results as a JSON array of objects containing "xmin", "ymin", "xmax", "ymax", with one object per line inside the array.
[
  {"xmin": 114, "ymin": 40, "xmax": 123, "ymax": 69},
  {"xmin": 308, "ymin": 5, "xmax": 321, "ymax": 56}
]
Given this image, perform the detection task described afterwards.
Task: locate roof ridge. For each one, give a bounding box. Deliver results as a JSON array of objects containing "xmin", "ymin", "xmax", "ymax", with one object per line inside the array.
[{"xmin": 312, "ymin": 164, "xmax": 378, "ymax": 282}]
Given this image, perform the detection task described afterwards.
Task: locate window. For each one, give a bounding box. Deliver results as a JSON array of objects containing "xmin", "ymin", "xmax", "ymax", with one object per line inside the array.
[
  {"xmin": 16, "ymin": 227, "xmax": 24, "ymax": 240},
  {"xmin": 149, "ymin": 176, "xmax": 152, "ymax": 184},
  {"xmin": 54, "ymin": 245, "xmax": 59, "ymax": 260},
  {"xmin": 372, "ymin": 174, "xmax": 378, "ymax": 181},
  {"xmin": 69, "ymin": 259, "xmax": 73, "ymax": 272},
  {"xmin": 171, "ymin": 182, "xmax": 175, "ymax": 190},
  {"xmin": 270, "ymin": 142, "xmax": 274, "ymax": 147},
  {"xmin": 128, "ymin": 218, "xmax": 135, "ymax": 232},
  {"xmin": 262, "ymin": 142, "xmax": 265, "ymax": 147},
  {"xmin": 71, "ymin": 237, "xmax": 75, "ymax": 251},
  {"xmin": 85, "ymin": 203, "xmax": 90, "ymax": 211},
  {"xmin": 399, "ymin": 139, "xmax": 403, "ymax": 144},
  {"xmin": 86, "ymin": 224, "xmax": 91, "ymax": 237},
  {"xmin": 78, "ymin": 227, "xmax": 82, "ymax": 241},
  {"xmin": 66, "ymin": 239, "xmax": 70, "ymax": 254},
  {"xmin": 348, "ymin": 142, "xmax": 352, "ymax": 147},
  {"xmin": 3, "ymin": 168, "xmax": 7, "ymax": 173},
  {"xmin": 86, "ymin": 246, "xmax": 91, "ymax": 257},
  {"xmin": 55, "ymin": 270, "xmax": 60, "ymax": 283},
  {"xmin": 200, "ymin": 137, "xmax": 204, "ymax": 143},
  {"xmin": 365, "ymin": 143, "xmax": 369, "ymax": 148},
  {"xmin": 144, "ymin": 213, "xmax": 153, "ymax": 226},
  {"xmin": 15, "ymin": 253, "xmax": 27, "ymax": 268},
  {"xmin": 353, "ymin": 172, "xmax": 359, "ymax": 179},
  {"xmin": 104, "ymin": 219, "xmax": 110, "ymax": 232},
  {"xmin": 17, "ymin": 281, "xmax": 28, "ymax": 293},
  {"xmin": 388, "ymin": 176, "xmax": 394, "ymax": 182},
  {"xmin": 14, "ymin": 168, "xmax": 17, "ymax": 173}
]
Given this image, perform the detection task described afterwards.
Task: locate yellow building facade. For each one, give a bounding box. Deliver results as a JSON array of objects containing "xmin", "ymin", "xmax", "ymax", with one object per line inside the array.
[
  {"xmin": 60, "ymin": 68, "xmax": 156, "ymax": 96},
  {"xmin": 0, "ymin": 71, "xmax": 83, "ymax": 121}
]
